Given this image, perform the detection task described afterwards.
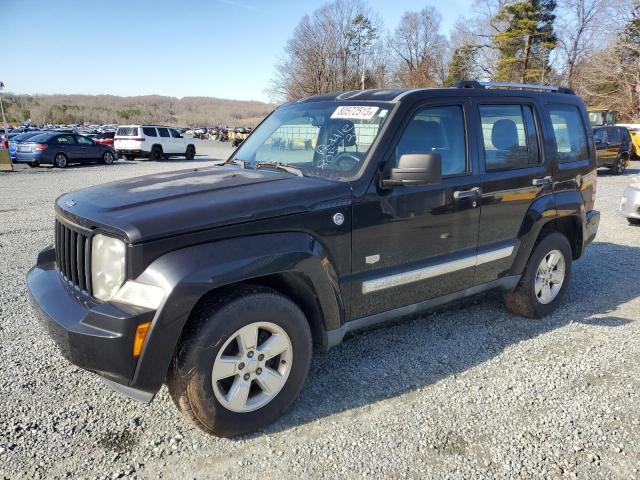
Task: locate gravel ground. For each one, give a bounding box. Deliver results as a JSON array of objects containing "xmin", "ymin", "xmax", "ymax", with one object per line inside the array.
[{"xmin": 1, "ymin": 152, "xmax": 639, "ymax": 479}]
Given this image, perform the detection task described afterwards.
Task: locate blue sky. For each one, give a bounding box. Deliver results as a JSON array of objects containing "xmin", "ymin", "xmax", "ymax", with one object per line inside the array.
[{"xmin": 3, "ymin": 0, "xmax": 467, "ymax": 102}]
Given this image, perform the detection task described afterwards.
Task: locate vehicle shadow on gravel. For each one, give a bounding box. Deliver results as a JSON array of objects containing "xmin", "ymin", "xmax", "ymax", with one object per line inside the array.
[{"xmin": 260, "ymin": 241, "xmax": 640, "ymax": 436}]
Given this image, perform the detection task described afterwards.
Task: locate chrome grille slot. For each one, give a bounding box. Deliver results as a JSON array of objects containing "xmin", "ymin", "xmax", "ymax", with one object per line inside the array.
[{"xmin": 55, "ymin": 219, "xmax": 92, "ymax": 294}]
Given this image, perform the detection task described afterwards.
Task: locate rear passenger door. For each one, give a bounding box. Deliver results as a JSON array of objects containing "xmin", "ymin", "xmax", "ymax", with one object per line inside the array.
[
  {"xmin": 473, "ymin": 98, "xmax": 552, "ymax": 285},
  {"xmin": 55, "ymin": 135, "xmax": 81, "ymax": 160},
  {"xmin": 75, "ymin": 135, "xmax": 98, "ymax": 160}
]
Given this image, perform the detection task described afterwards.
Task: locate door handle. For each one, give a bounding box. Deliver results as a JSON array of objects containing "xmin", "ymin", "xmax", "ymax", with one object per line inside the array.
[
  {"xmin": 453, "ymin": 187, "xmax": 481, "ymax": 199},
  {"xmin": 532, "ymin": 176, "xmax": 553, "ymax": 187}
]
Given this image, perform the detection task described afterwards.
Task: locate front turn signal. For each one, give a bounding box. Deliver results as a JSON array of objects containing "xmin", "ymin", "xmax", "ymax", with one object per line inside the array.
[{"xmin": 133, "ymin": 322, "xmax": 151, "ymax": 357}]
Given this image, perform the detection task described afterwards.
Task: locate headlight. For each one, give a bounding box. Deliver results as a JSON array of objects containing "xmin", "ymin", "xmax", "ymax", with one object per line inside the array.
[{"xmin": 91, "ymin": 234, "xmax": 126, "ymax": 301}]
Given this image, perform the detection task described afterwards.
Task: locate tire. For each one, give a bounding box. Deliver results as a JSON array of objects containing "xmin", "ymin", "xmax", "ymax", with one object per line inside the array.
[
  {"xmin": 612, "ymin": 156, "xmax": 626, "ymax": 175},
  {"xmin": 27, "ymin": 162, "xmax": 39, "ymax": 168},
  {"xmin": 150, "ymin": 146, "xmax": 163, "ymax": 161},
  {"xmin": 185, "ymin": 145, "xmax": 196, "ymax": 160},
  {"xmin": 628, "ymin": 218, "xmax": 640, "ymax": 225},
  {"xmin": 167, "ymin": 286, "xmax": 312, "ymax": 437},
  {"xmin": 504, "ymin": 232, "xmax": 572, "ymax": 318},
  {"xmin": 102, "ymin": 151, "xmax": 115, "ymax": 165},
  {"xmin": 125, "ymin": 154, "xmax": 135, "ymax": 161},
  {"xmin": 53, "ymin": 153, "xmax": 67, "ymax": 168}
]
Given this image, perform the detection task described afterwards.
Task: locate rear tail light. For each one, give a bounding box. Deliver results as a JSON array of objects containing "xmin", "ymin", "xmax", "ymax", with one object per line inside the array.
[
  {"xmin": 35, "ymin": 144, "xmax": 48, "ymax": 151},
  {"xmin": 588, "ymin": 175, "xmax": 597, "ymax": 211}
]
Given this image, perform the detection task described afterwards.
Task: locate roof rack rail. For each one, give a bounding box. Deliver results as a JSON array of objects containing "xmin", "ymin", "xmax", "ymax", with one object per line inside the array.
[{"xmin": 454, "ymin": 80, "xmax": 574, "ymax": 95}]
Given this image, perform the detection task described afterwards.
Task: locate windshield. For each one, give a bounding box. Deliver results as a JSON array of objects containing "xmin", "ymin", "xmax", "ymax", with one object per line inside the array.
[{"xmin": 232, "ymin": 101, "xmax": 390, "ymax": 180}]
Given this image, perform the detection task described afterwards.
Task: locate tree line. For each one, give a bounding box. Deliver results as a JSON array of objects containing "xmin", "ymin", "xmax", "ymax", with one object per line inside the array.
[
  {"xmin": 1, "ymin": 94, "xmax": 274, "ymax": 127},
  {"xmin": 270, "ymin": 0, "xmax": 639, "ymax": 121}
]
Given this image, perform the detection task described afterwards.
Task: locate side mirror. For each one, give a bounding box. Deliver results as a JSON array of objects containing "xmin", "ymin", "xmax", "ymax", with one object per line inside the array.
[{"xmin": 382, "ymin": 153, "xmax": 442, "ymax": 189}]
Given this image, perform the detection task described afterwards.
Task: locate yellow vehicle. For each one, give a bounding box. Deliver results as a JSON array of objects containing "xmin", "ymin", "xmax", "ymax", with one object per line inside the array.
[{"xmin": 616, "ymin": 124, "xmax": 640, "ymax": 158}]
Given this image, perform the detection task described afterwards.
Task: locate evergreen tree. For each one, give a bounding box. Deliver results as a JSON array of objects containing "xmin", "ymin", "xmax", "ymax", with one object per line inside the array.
[
  {"xmin": 493, "ymin": 0, "xmax": 557, "ymax": 83},
  {"xmin": 445, "ymin": 45, "xmax": 477, "ymax": 86}
]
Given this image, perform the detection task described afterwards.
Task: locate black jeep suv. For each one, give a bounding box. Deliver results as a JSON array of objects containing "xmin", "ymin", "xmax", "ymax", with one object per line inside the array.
[{"xmin": 27, "ymin": 81, "xmax": 600, "ymax": 437}]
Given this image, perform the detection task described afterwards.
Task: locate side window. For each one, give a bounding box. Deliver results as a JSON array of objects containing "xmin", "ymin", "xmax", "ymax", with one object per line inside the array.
[
  {"xmin": 548, "ymin": 105, "xmax": 589, "ymax": 162},
  {"xmin": 170, "ymin": 129, "xmax": 181, "ymax": 138},
  {"xmin": 142, "ymin": 127, "xmax": 157, "ymax": 137},
  {"xmin": 593, "ymin": 129, "xmax": 605, "ymax": 144},
  {"xmin": 56, "ymin": 135, "xmax": 76, "ymax": 145},
  {"xmin": 158, "ymin": 128, "xmax": 170, "ymax": 138},
  {"xmin": 395, "ymin": 105, "xmax": 467, "ymax": 176},
  {"xmin": 479, "ymin": 104, "xmax": 540, "ymax": 171},
  {"xmin": 606, "ymin": 127, "xmax": 620, "ymax": 144},
  {"xmin": 76, "ymin": 135, "xmax": 92, "ymax": 145}
]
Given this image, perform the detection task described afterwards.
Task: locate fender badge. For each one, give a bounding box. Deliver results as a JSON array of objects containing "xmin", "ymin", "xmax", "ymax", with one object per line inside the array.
[
  {"xmin": 65, "ymin": 200, "xmax": 76, "ymax": 208},
  {"xmin": 332, "ymin": 212, "xmax": 345, "ymax": 226}
]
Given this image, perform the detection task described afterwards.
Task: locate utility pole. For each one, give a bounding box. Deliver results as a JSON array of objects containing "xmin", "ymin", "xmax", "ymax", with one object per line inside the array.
[{"xmin": 0, "ymin": 81, "xmax": 8, "ymax": 136}]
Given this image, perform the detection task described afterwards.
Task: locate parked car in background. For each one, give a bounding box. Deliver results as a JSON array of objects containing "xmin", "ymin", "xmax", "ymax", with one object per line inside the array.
[
  {"xmin": 14, "ymin": 133, "xmax": 117, "ymax": 168},
  {"xmin": 620, "ymin": 175, "xmax": 640, "ymax": 225},
  {"xmin": 114, "ymin": 125, "xmax": 196, "ymax": 161},
  {"xmin": 93, "ymin": 131, "xmax": 115, "ymax": 148},
  {"xmin": 8, "ymin": 131, "xmax": 43, "ymax": 160},
  {"xmin": 593, "ymin": 126, "xmax": 633, "ymax": 174}
]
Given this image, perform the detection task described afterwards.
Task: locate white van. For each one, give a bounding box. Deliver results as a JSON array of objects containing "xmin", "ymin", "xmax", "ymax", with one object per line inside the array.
[{"xmin": 114, "ymin": 125, "xmax": 196, "ymax": 161}]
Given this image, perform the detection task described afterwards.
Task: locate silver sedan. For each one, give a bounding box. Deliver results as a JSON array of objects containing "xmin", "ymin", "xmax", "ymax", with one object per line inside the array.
[{"xmin": 620, "ymin": 176, "xmax": 640, "ymax": 225}]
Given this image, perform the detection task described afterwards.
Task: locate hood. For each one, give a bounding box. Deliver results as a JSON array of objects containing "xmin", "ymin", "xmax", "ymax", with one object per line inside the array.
[{"xmin": 56, "ymin": 166, "xmax": 352, "ymax": 242}]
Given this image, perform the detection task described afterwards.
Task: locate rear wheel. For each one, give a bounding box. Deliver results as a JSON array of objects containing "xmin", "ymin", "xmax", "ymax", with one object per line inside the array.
[
  {"xmin": 53, "ymin": 153, "xmax": 67, "ymax": 168},
  {"xmin": 504, "ymin": 232, "xmax": 572, "ymax": 318},
  {"xmin": 150, "ymin": 146, "xmax": 163, "ymax": 161},
  {"xmin": 185, "ymin": 145, "xmax": 196, "ymax": 160},
  {"xmin": 102, "ymin": 151, "xmax": 115, "ymax": 165},
  {"xmin": 125, "ymin": 154, "xmax": 135, "ymax": 161},
  {"xmin": 167, "ymin": 286, "xmax": 312, "ymax": 437}
]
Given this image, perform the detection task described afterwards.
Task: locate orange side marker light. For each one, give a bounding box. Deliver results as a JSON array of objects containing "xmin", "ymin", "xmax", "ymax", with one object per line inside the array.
[{"xmin": 133, "ymin": 322, "xmax": 151, "ymax": 357}]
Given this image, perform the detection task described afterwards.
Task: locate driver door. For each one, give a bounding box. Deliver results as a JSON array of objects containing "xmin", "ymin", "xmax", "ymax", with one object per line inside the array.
[
  {"xmin": 350, "ymin": 101, "xmax": 481, "ymax": 319},
  {"xmin": 75, "ymin": 135, "xmax": 98, "ymax": 160}
]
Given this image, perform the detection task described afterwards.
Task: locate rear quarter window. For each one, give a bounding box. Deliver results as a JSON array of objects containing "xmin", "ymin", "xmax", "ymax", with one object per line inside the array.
[
  {"xmin": 548, "ymin": 105, "xmax": 589, "ymax": 162},
  {"xmin": 116, "ymin": 127, "xmax": 139, "ymax": 137}
]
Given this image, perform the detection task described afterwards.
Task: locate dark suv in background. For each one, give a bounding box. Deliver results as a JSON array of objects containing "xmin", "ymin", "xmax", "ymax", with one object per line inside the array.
[
  {"xmin": 593, "ymin": 125, "xmax": 633, "ymax": 174},
  {"xmin": 27, "ymin": 81, "xmax": 599, "ymax": 437}
]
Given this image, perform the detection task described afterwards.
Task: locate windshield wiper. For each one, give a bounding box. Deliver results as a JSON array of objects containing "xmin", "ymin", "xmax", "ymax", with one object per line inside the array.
[{"xmin": 255, "ymin": 161, "xmax": 304, "ymax": 177}]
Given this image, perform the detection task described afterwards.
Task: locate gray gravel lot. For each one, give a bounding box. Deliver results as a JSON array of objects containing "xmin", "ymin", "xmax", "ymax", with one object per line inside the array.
[{"xmin": 1, "ymin": 151, "xmax": 639, "ymax": 479}]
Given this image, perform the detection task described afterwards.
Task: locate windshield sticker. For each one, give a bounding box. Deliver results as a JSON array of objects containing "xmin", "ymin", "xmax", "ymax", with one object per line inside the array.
[{"xmin": 331, "ymin": 106, "xmax": 379, "ymax": 120}]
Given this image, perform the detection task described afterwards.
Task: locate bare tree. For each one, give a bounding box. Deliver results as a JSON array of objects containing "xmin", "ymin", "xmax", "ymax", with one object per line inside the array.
[
  {"xmin": 268, "ymin": 0, "xmax": 384, "ymax": 100},
  {"xmin": 556, "ymin": 0, "xmax": 612, "ymax": 88},
  {"xmin": 389, "ymin": 6, "xmax": 448, "ymax": 87}
]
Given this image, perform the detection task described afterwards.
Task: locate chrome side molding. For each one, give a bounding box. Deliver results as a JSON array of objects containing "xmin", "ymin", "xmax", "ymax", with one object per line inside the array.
[{"xmin": 362, "ymin": 245, "xmax": 514, "ymax": 294}]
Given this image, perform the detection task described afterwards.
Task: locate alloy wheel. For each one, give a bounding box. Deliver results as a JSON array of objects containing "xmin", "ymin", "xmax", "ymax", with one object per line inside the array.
[
  {"xmin": 211, "ymin": 321, "xmax": 293, "ymax": 413},
  {"xmin": 534, "ymin": 249, "xmax": 565, "ymax": 304},
  {"xmin": 54, "ymin": 154, "xmax": 67, "ymax": 168}
]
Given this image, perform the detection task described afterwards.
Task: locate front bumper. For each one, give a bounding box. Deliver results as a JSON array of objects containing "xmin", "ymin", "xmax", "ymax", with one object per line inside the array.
[
  {"xmin": 27, "ymin": 246, "xmax": 156, "ymax": 402},
  {"xmin": 620, "ymin": 186, "xmax": 640, "ymax": 219}
]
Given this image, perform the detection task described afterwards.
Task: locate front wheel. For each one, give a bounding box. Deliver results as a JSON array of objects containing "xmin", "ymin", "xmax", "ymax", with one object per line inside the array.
[
  {"xmin": 150, "ymin": 146, "xmax": 163, "ymax": 161},
  {"xmin": 504, "ymin": 232, "xmax": 572, "ymax": 318},
  {"xmin": 167, "ymin": 286, "xmax": 312, "ymax": 437}
]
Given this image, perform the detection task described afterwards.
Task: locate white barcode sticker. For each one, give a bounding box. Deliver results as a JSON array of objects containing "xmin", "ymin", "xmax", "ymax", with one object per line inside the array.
[{"xmin": 331, "ymin": 106, "xmax": 379, "ymax": 120}]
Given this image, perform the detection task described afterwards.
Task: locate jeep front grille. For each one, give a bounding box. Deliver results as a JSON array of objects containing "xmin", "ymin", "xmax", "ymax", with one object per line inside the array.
[{"xmin": 55, "ymin": 219, "xmax": 92, "ymax": 294}]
